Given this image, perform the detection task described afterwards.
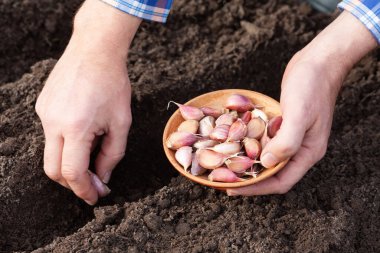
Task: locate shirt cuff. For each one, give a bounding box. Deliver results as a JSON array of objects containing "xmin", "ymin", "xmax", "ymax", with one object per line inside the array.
[
  {"xmin": 100, "ymin": 0, "xmax": 172, "ymax": 23},
  {"xmin": 338, "ymin": 0, "xmax": 380, "ymax": 44}
]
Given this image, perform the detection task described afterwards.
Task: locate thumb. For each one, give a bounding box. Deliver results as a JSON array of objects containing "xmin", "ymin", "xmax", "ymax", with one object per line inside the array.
[{"xmin": 260, "ymin": 113, "xmax": 307, "ymax": 168}]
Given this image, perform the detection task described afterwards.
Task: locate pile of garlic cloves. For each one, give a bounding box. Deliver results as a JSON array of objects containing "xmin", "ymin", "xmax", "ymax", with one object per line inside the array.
[{"xmin": 166, "ymin": 94, "xmax": 282, "ymax": 183}]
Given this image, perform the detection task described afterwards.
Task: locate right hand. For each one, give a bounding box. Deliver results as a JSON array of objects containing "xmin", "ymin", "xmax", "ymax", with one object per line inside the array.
[
  {"xmin": 36, "ymin": 46, "xmax": 132, "ymax": 205},
  {"xmin": 35, "ymin": 0, "xmax": 141, "ymax": 205}
]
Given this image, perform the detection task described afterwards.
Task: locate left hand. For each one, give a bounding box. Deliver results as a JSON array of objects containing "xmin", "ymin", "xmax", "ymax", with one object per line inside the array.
[{"xmin": 226, "ymin": 11, "xmax": 377, "ymax": 196}]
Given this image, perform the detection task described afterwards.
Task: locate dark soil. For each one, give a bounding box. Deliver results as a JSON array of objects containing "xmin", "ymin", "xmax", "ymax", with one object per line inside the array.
[{"xmin": 0, "ymin": 0, "xmax": 379, "ymax": 252}]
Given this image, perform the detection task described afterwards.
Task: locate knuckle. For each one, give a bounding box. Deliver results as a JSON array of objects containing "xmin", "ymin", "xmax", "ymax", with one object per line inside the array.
[
  {"xmin": 100, "ymin": 149, "xmax": 125, "ymax": 161},
  {"xmin": 278, "ymin": 143, "xmax": 298, "ymax": 157},
  {"xmin": 73, "ymin": 184, "xmax": 92, "ymax": 199},
  {"xmin": 61, "ymin": 167, "xmax": 80, "ymax": 182},
  {"xmin": 315, "ymin": 142, "xmax": 328, "ymax": 161},
  {"xmin": 44, "ymin": 168, "xmax": 61, "ymax": 182}
]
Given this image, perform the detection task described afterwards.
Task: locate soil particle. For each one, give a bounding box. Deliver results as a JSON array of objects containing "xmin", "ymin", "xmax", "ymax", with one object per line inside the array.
[{"xmin": 0, "ymin": 0, "xmax": 379, "ymax": 252}]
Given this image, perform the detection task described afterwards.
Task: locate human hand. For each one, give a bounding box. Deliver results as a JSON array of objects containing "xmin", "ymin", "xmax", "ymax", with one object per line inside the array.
[
  {"xmin": 35, "ymin": 0, "xmax": 141, "ymax": 205},
  {"xmin": 227, "ymin": 11, "xmax": 377, "ymax": 196}
]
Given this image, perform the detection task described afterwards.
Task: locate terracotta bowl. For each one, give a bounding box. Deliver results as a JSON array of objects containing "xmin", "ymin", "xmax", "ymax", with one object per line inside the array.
[{"xmin": 163, "ymin": 89, "xmax": 289, "ymax": 190}]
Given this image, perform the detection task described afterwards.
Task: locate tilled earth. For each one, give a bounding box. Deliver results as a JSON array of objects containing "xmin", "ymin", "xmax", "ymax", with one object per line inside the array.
[{"xmin": 0, "ymin": 0, "xmax": 379, "ymax": 252}]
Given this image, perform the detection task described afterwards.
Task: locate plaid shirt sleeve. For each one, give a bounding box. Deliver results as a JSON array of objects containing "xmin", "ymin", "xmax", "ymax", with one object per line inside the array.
[
  {"xmin": 100, "ymin": 0, "xmax": 173, "ymax": 23},
  {"xmin": 338, "ymin": 0, "xmax": 380, "ymax": 44}
]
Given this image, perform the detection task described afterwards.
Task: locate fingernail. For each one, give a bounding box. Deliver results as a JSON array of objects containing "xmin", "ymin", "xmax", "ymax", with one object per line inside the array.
[
  {"xmin": 101, "ymin": 171, "xmax": 112, "ymax": 184},
  {"xmin": 261, "ymin": 152, "xmax": 279, "ymax": 168},
  {"xmin": 226, "ymin": 189, "xmax": 239, "ymax": 196},
  {"xmin": 91, "ymin": 173, "xmax": 111, "ymax": 198}
]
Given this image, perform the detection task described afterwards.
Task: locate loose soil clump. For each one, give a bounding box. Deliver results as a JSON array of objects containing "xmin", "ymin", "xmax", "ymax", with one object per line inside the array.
[{"xmin": 0, "ymin": 0, "xmax": 379, "ymax": 252}]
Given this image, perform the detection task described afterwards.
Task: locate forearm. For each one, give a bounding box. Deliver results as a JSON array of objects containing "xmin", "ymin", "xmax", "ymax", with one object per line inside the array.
[
  {"xmin": 67, "ymin": 0, "xmax": 142, "ymax": 60},
  {"xmin": 295, "ymin": 11, "xmax": 377, "ymax": 89}
]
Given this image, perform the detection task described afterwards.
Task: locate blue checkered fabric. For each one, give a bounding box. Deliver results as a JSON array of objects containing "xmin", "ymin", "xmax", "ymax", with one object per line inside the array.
[
  {"xmin": 100, "ymin": 0, "xmax": 173, "ymax": 22},
  {"xmin": 338, "ymin": 0, "xmax": 380, "ymax": 43}
]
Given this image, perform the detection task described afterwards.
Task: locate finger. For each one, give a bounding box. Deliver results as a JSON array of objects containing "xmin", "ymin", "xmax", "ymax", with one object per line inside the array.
[
  {"xmin": 43, "ymin": 134, "xmax": 70, "ymax": 189},
  {"xmin": 61, "ymin": 137, "xmax": 98, "ymax": 205},
  {"xmin": 227, "ymin": 145, "xmax": 314, "ymax": 196},
  {"xmin": 260, "ymin": 110, "xmax": 307, "ymax": 168},
  {"xmin": 95, "ymin": 125, "xmax": 129, "ymax": 184}
]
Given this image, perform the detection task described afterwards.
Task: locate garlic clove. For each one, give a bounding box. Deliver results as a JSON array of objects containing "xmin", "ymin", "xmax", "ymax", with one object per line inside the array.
[
  {"xmin": 190, "ymin": 153, "xmax": 207, "ymax": 176},
  {"xmin": 246, "ymin": 118, "xmax": 266, "ymax": 140},
  {"xmin": 175, "ymin": 146, "xmax": 193, "ymax": 171},
  {"xmin": 193, "ymin": 139, "xmax": 219, "ymax": 149},
  {"xmin": 178, "ymin": 120, "xmax": 199, "ymax": 134},
  {"xmin": 225, "ymin": 94, "xmax": 255, "ymax": 112},
  {"xmin": 208, "ymin": 168, "xmax": 242, "ymax": 182},
  {"xmin": 210, "ymin": 124, "xmax": 230, "ymax": 142},
  {"xmin": 267, "ymin": 116, "xmax": 283, "ymax": 138},
  {"xmin": 227, "ymin": 119, "xmax": 247, "ymax": 142},
  {"xmin": 243, "ymin": 137, "xmax": 261, "ymax": 159},
  {"xmin": 251, "ymin": 108, "xmax": 268, "ymax": 122},
  {"xmin": 166, "ymin": 132, "xmax": 199, "ymax": 150},
  {"xmin": 168, "ymin": 101, "xmax": 204, "ymax": 121},
  {"xmin": 88, "ymin": 171, "xmax": 111, "ymax": 197},
  {"xmin": 215, "ymin": 113, "xmax": 236, "ymax": 126},
  {"xmin": 197, "ymin": 149, "xmax": 227, "ymax": 169},
  {"xmin": 240, "ymin": 111, "xmax": 252, "ymax": 124},
  {"xmin": 199, "ymin": 116, "xmax": 215, "ymax": 137},
  {"xmin": 208, "ymin": 142, "xmax": 241, "ymax": 155},
  {"xmin": 260, "ymin": 129, "xmax": 271, "ymax": 149},
  {"xmin": 225, "ymin": 156, "xmax": 260, "ymax": 173},
  {"xmin": 200, "ymin": 107, "xmax": 227, "ymax": 118}
]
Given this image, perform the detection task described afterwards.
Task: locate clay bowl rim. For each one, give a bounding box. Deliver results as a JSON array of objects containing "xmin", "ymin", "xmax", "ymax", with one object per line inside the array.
[{"xmin": 163, "ymin": 89, "xmax": 289, "ymax": 190}]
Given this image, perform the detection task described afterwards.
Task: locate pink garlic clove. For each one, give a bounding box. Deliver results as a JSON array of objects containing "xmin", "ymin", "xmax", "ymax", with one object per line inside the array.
[
  {"xmin": 225, "ymin": 156, "xmax": 260, "ymax": 173},
  {"xmin": 267, "ymin": 116, "xmax": 283, "ymax": 138},
  {"xmin": 197, "ymin": 149, "xmax": 227, "ymax": 169},
  {"xmin": 251, "ymin": 108, "xmax": 268, "ymax": 122},
  {"xmin": 215, "ymin": 113, "xmax": 236, "ymax": 126},
  {"xmin": 225, "ymin": 94, "xmax": 255, "ymax": 112},
  {"xmin": 167, "ymin": 101, "xmax": 204, "ymax": 121},
  {"xmin": 190, "ymin": 153, "xmax": 207, "ymax": 176},
  {"xmin": 246, "ymin": 118, "xmax": 266, "ymax": 140},
  {"xmin": 210, "ymin": 124, "xmax": 230, "ymax": 142},
  {"xmin": 199, "ymin": 116, "xmax": 215, "ymax": 137},
  {"xmin": 240, "ymin": 111, "xmax": 252, "ymax": 124},
  {"xmin": 200, "ymin": 107, "xmax": 227, "ymax": 118},
  {"xmin": 175, "ymin": 146, "xmax": 193, "ymax": 171},
  {"xmin": 208, "ymin": 168, "xmax": 242, "ymax": 182},
  {"xmin": 243, "ymin": 137, "xmax": 262, "ymax": 159},
  {"xmin": 166, "ymin": 132, "xmax": 199, "ymax": 150},
  {"xmin": 208, "ymin": 142, "xmax": 241, "ymax": 155},
  {"xmin": 177, "ymin": 120, "xmax": 199, "ymax": 134},
  {"xmin": 88, "ymin": 171, "xmax": 111, "ymax": 198},
  {"xmin": 193, "ymin": 139, "xmax": 219, "ymax": 149},
  {"xmin": 227, "ymin": 119, "xmax": 248, "ymax": 142},
  {"xmin": 260, "ymin": 130, "xmax": 271, "ymax": 149}
]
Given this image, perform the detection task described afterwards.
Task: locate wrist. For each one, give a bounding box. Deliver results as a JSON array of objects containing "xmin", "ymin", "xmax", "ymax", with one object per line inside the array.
[
  {"xmin": 67, "ymin": 0, "xmax": 141, "ymax": 61},
  {"xmin": 293, "ymin": 11, "xmax": 377, "ymax": 92}
]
